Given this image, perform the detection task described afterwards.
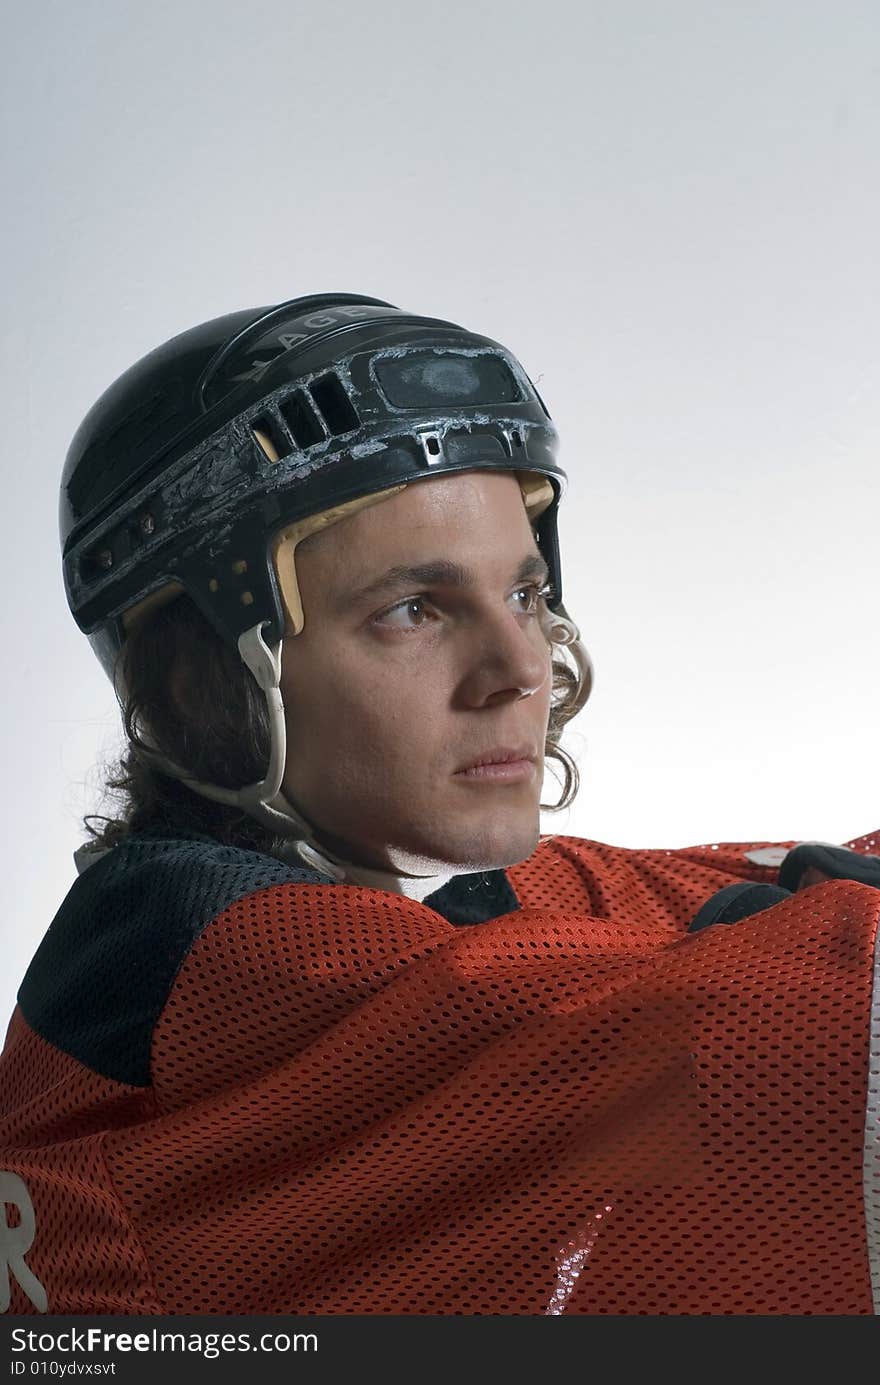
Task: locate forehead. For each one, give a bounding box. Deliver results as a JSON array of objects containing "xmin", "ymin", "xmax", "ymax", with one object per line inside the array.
[{"xmin": 300, "ymin": 470, "xmax": 538, "ymax": 573}]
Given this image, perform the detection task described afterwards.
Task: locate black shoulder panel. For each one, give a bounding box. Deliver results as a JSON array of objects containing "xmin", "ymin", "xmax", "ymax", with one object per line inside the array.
[{"xmin": 18, "ymin": 833, "xmax": 332, "ymax": 1088}]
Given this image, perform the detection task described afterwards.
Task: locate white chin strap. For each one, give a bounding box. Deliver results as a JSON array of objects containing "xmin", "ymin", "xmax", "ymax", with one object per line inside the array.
[
  {"xmin": 139, "ymin": 608, "xmax": 593, "ymax": 882},
  {"xmin": 137, "ymin": 622, "xmax": 349, "ymax": 881}
]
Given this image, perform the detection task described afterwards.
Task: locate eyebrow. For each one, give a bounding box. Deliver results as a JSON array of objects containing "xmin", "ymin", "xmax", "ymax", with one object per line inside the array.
[{"xmin": 344, "ymin": 552, "xmax": 551, "ymax": 606}]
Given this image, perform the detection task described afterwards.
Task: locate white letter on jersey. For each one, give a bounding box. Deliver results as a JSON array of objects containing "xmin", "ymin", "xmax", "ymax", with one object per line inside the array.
[{"xmin": 0, "ymin": 1172, "xmax": 48, "ymax": 1313}]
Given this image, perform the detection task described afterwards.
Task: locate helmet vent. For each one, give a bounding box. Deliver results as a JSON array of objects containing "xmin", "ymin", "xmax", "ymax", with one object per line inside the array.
[
  {"xmin": 80, "ymin": 546, "xmax": 116, "ymax": 583},
  {"xmin": 250, "ymin": 414, "xmax": 290, "ymax": 464},
  {"xmin": 308, "ymin": 373, "xmax": 360, "ymax": 436},
  {"xmin": 279, "ymin": 391, "xmax": 325, "ymax": 449}
]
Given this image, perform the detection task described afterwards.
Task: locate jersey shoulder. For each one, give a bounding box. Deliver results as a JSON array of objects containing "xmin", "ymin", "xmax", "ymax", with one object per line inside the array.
[
  {"xmin": 508, "ymin": 830, "xmax": 803, "ymax": 936},
  {"xmin": 17, "ymin": 831, "xmax": 331, "ymax": 1087}
]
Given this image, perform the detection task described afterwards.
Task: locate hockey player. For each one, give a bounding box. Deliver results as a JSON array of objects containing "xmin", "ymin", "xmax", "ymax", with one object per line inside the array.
[{"xmin": 1, "ymin": 293, "xmax": 879, "ymax": 1315}]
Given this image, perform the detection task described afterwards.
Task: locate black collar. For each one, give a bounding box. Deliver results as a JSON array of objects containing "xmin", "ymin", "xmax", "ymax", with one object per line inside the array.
[{"xmin": 423, "ymin": 869, "xmax": 520, "ymax": 926}]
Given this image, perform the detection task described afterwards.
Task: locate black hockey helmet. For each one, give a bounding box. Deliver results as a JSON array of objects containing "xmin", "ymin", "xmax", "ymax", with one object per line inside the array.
[
  {"xmin": 61, "ymin": 292, "xmax": 569, "ymax": 682},
  {"xmin": 60, "ymin": 292, "xmax": 592, "ymax": 855}
]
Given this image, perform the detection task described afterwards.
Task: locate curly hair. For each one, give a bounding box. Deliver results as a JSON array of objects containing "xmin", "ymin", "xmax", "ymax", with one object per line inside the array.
[{"xmin": 83, "ymin": 593, "xmax": 584, "ymax": 856}]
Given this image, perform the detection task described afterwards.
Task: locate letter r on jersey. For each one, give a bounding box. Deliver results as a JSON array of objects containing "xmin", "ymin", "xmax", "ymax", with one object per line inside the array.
[{"xmin": 0, "ymin": 1171, "xmax": 48, "ymax": 1312}]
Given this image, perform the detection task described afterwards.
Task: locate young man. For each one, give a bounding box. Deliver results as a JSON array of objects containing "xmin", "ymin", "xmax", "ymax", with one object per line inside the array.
[{"xmin": 1, "ymin": 294, "xmax": 879, "ymax": 1316}]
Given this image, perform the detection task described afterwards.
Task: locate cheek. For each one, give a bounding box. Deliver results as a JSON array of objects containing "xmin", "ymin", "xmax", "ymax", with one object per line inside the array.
[{"xmin": 282, "ymin": 644, "xmax": 427, "ymax": 755}]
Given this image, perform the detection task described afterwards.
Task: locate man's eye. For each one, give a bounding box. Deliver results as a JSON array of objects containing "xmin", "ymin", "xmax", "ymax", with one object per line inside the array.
[
  {"xmin": 374, "ymin": 597, "xmax": 429, "ymax": 629},
  {"xmin": 511, "ymin": 582, "xmax": 553, "ymax": 614}
]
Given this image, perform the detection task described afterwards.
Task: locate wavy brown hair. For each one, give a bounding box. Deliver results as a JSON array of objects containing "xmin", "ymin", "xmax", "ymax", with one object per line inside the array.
[{"xmin": 83, "ymin": 593, "xmax": 584, "ymax": 855}]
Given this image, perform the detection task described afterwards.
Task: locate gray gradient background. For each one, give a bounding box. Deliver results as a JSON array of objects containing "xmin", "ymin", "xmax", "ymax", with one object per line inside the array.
[{"xmin": 2, "ymin": 0, "xmax": 878, "ymax": 1029}]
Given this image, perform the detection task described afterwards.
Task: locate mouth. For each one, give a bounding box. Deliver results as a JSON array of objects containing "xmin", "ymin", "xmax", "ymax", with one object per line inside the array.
[{"xmin": 453, "ymin": 746, "xmax": 539, "ymax": 783}]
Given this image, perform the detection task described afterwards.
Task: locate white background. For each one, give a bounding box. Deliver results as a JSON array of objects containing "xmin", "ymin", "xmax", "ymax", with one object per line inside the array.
[{"xmin": 1, "ymin": 0, "xmax": 878, "ymax": 1030}]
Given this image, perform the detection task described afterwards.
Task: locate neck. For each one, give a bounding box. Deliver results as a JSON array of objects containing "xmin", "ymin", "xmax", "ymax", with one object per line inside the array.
[
  {"xmin": 340, "ymin": 856, "xmax": 457, "ymax": 902},
  {"xmin": 270, "ymin": 830, "xmax": 457, "ymax": 901},
  {"xmin": 303, "ymin": 824, "xmax": 460, "ymax": 899}
]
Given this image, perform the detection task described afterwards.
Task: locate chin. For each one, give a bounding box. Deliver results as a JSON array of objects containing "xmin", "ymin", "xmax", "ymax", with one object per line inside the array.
[{"xmin": 431, "ymin": 816, "xmax": 542, "ymax": 874}]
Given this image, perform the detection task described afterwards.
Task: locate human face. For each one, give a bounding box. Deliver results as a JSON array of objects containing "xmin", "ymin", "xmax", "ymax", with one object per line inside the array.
[{"xmin": 279, "ymin": 470, "xmax": 554, "ymax": 876}]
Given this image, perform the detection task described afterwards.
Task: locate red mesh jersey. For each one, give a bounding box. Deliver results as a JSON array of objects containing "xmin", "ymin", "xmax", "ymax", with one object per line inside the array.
[{"xmin": 2, "ymin": 828, "xmax": 879, "ymax": 1315}]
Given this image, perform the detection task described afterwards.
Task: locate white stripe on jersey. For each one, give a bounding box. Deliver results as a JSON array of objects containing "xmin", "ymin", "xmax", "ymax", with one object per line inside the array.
[{"xmin": 865, "ymin": 908, "xmax": 880, "ymax": 1314}]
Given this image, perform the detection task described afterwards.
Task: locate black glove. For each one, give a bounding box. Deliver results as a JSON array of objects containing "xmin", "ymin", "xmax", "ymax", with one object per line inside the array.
[
  {"xmin": 777, "ymin": 840, "xmax": 880, "ymax": 892},
  {"xmin": 687, "ymin": 881, "xmax": 792, "ymax": 934},
  {"xmin": 687, "ymin": 841, "xmax": 880, "ymax": 934}
]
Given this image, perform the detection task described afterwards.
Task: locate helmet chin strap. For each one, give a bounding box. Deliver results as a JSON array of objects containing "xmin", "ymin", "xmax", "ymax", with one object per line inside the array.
[
  {"xmin": 135, "ymin": 622, "xmax": 350, "ymax": 881},
  {"xmin": 137, "ymin": 610, "xmax": 593, "ymax": 883}
]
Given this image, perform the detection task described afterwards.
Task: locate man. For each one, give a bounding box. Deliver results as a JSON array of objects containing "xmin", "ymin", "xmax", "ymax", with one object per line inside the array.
[{"xmin": 1, "ymin": 293, "xmax": 878, "ymax": 1315}]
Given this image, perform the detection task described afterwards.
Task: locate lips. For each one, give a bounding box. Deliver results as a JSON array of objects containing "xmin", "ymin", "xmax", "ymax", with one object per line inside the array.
[{"xmin": 455, "ymin": 746, "xmax": 538, "ymax": 773}]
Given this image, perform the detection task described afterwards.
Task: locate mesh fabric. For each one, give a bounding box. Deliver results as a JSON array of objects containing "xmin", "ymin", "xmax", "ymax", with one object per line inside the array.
[{"xmin": 2, "ymin": 831, "xmax": 879, "ymax": 1314}]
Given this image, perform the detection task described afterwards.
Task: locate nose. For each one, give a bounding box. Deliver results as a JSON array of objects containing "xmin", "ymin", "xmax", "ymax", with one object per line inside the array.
[{"xmin": 456, "ymin": 607, "xmax": 551, "ymax": 709}]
